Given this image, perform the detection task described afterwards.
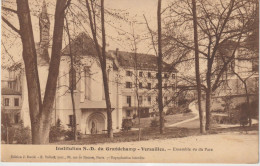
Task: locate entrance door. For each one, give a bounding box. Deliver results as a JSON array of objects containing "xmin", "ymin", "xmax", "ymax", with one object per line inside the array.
[{"xmin": 87, "ymin": 113, "xmax": 105, "ymax": 134}]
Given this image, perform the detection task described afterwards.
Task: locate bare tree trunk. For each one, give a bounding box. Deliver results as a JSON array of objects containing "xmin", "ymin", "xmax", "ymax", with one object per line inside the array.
[
  {"xmin": 157, "ymin": 0, "xmax": 164, "ymax": 134},
  {"xmin": 244, "ymin": 82, "xmax": 251, "ymax": 126},
  {"xmin": 101, "ymin": 0, "xmax": 113, "ymax": 138},
  {"xmin": 65, "ymin": 17, "xmax": 77, "ymax": 141},
  {"xmin": 85, "ymin": 0, "xmax": 113, "ymax": 138},
  {"xmin": 17, "ymin": 0, "xmax": 44, "ymax": 144},
  {"xmin": 191, "ymin": 0, "xmax": 205, "ymax": 134},
  {"xmin": 205, "ymin": 88, "xmax": 212, "ymax": 130},
  {"xmin": 16, "ymin": 0, "xmax": 67, "ymax": 144},
  {"xmin": 102, "ymin": 65, "xmax": 113, "ymax": 138}
]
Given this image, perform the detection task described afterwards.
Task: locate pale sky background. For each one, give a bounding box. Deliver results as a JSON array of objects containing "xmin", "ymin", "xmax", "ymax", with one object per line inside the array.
[{"xmin": 1, "ymin": 0, "xmax": 167, "ymax": 67}]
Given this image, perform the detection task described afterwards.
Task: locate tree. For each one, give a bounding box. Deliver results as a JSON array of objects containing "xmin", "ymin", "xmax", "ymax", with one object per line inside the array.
[
  {"xmin": 163, "ymin": 0, "xmax": 258, "ymax": 130},
  {"xmin": 85, "ymin": 0, "xmax": 113, "ymax": 138},
  {"xmin": 2, "ymin": 0, "xmax": 69, "ymax": 144},
  {"xmin": 191, "ymin": 0, "xmax": 205, "ymax": 134},
  {"xmin": 157, "ymin": 0, "xmax": 164, "ymax": 134},
  {"xmin": 65, "ymin": 15, "xmax": 77, "ymax": 141}
]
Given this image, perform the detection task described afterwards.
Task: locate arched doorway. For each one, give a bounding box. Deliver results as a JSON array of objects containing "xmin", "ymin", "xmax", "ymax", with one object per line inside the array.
[{"xmin": 87, "ymin": 112, "xmax": 105, "ymax": 134}]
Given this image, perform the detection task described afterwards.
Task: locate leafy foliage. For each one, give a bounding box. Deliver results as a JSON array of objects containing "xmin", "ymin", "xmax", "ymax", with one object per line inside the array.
[
  {"xmin": 49, "ymin": 119, "xmax": 66, "ymax": 143},
  {"xmin": 122, "ymin": 119, "xmax": 133, "ymax": 131}
]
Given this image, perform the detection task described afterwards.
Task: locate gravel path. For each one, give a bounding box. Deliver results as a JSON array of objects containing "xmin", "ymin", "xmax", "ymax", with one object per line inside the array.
[{"xmin": 168, "ymin": 101, "xmax": 199, "ymax": 127}]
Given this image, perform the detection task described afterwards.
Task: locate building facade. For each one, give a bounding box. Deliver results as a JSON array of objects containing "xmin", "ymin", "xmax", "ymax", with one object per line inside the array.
[
  {"xmin": 110, "ymin": 50, "xmax": 178, "ymax": 119},
  {"xmin": 2, "ymin": 1, "xmax": 178, "ymax": 135}
]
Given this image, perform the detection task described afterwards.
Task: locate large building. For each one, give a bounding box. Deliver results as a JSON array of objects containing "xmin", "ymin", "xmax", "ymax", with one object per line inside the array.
[
  {"xmin": 210, "ymin": 39, "xmax": 259, "ymax": 110},
  {"xmin": 110, "ymin": 50, "xmax": 178, "ymax": 119},
  {"xmin": 2, "ymin": 1, "xmax": 178, "ymax": 135}
]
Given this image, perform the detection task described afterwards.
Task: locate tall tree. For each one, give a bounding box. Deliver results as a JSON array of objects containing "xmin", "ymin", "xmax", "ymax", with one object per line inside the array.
[
  {"xmin": 2, "ymin": 0, "xmax": 69, "ymax": 144},
  {"xmin": 85, "ymin": 0, "xmax": 113, "ymax": 138},
  {"xmin": 157, "ymin": 0, "xmax": 164, "ymax": 134},
  {"xmin": 65, "ymin": 16, "xmax": 77, "ymax": 141},
  {"xmin": 163, "ymin": 0, "xmax": 257, "ymax": 130},
  {"xmin": 191, "ymin": 0, "xmax": 205, "ymax": 134}
]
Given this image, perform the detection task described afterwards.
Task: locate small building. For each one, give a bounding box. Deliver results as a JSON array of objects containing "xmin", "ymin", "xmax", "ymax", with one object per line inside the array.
[{"xmin": 1, "ymin": 87, "xmax": 22, "ymax": 126}]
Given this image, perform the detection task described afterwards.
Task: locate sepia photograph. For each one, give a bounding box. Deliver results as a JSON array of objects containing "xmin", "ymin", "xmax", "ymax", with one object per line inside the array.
[{"xmin": 1, "ymin": 0, "xmax": 259, "ymax": 164}]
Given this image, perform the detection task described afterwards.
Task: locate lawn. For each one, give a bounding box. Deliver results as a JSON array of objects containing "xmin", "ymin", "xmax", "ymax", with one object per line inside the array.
[
  {"xmin": 132, "ymin": 112, "xmax": 197, "ymax": 128},
  {"xmin": 52, "ymin": 127, "xmax": 192, "ymax": 145},
  {"xmin": 51, "ymin": 122, "xmax": 258, "ymax": 145}
]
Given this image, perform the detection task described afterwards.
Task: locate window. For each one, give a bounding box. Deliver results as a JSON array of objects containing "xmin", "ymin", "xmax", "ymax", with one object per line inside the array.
[
  {"xmin": 164, "ymin": 83, "xmax": 167, "ymax": 89},
  {"xmin": 69, "ymin": 115, "xmax": 74, "ymax": 127},
  {"xmin": 172, "ymin": 84, "xmax": 175, "ymax": 91},
  {"xmin": 4, "ymin": 98, "xmax": 9, "ymax": 106},
  {"xmin": 126, "ymin": 71, "xmax": 132, "ymax": 76},
  {"xmin": 69, "ymin": 68, "xmax": 76, "ymax": 90},
  {"xmin": 8, "ymin": 81, "xmax": 16, "ymax": 89},
  {"xmin": 172, "ymin": 74, "xmax": 175, "ymax": 79},
  {"xmin": 14, "ymin": 98, "xmax": 19, "ymax": 106},
  {"xmin": 148, "ymin": 96, "xmax": 151, "ymax": 104},
  {"xmin": 164, "ymin": 73, "xmax": 169, "ymax": 78},
  {"xmin": 164, "ymin": 97, "xmax": 168, "ymax": 105},
  {"xmin": 84, "ymin": 67, "xmax": 91, "ymax": 100},
  {"xmin": 139, "ymin": 96, "xmax": 143, "ymax": 105},
  {"xmin": 155, "ymin": 83, "xmax": 158, "ymax": 89},
  {"xmin": 252, "ymin": 59, "xmax": 259, "ymax": 72},
  {"xmin": 14, "ymin": 113, "xmax": 20, "ymax": 124},
  {"xmin": 147, "ymin": 83, "xmax": 151, "ymax": 89},
  {"xmin": 148, "ymin": 72, "xmax": 151, "ymax": 78},
  {"xmin": 139, "ymin": 72, "xmax": 143, "ymax": 77},
  {"xmin": 139, "ymin": 82, "xmax": 143, "ymax": 89},
  {"xmin": 126, "ymin": 82, "xmax": 132, "ymax": 88},
  {"xmin": 127, "ymin": 110, "xmax": 131, "ymax": 117},
  {"xmin": 127, "ymin": 96, "xmax": 131, "ymax": 107}
]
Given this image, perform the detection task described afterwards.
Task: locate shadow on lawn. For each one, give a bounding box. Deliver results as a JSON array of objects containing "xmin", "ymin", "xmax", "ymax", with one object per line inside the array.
[{"xmin": 51, "ymin": 124, "xmax": 258, "ymax": 145}]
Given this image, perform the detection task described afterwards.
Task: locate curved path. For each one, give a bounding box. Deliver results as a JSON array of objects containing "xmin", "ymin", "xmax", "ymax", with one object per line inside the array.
[
  {"xmin": 167, "ymin": 101, "xmax": 199, "ymax": 127},
  {"xmin": 168, "ymin": 100, "xmax": 258, "ymax": 128}
]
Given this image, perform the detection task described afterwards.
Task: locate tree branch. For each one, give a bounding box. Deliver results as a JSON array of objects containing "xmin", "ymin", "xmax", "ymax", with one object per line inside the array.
[
  {"xmin": 2, "ymin": 16, "xmax": 20, "ymax": 35},
  {"xmin": 2, "ymin": 7, "xmax": 18, "ymax": 14}
]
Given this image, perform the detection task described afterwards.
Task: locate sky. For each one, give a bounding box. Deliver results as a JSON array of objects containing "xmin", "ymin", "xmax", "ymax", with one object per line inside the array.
[{"xmin": 1, "ymin": 0, "xmax": 163, "ymax": 67}]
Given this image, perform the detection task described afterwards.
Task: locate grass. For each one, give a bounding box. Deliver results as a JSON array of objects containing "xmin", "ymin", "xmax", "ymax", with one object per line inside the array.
[
  {"xmin": 52, "ymin": 127, "xmax": 191, "ymax": 145},
  {"xmin": 49, "ymin": 112, "xmax": 258, "ymax": 145},
  {"xmin": 51, "ymin": 123, "xmax": 258, "ymax": 145},
  {"xmin": 132, "ymin": 112, "xmax": 197, "ymax": 128}
]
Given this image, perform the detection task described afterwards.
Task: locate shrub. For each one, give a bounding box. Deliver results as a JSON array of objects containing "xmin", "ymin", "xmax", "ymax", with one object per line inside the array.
[
  {"xmin": 122, "ymin": 119, "xmax": 133, "ymax": 131},
  {"xmin": 14, "ymin": 122, "xmax": 31, "ymax": 144},
  {"xmin": 64, "ymin": 129, "xmax": 81, "ymax": 140},
  {"xmin": 133, "ymin": 114, "xmax": 137, "ymax": 119},
  {"xmin": 49, "ymin": 119, "xmax": 66, "ymax": 143},
  {"xmin": 150, "ymin": 118, "xmax": 159, "ymax": 127},
  {"xmin": 184, "ymin": 108, "xmax": 191, "ymax": 113},
  {"xmin": 150, "ymin": 117, "xmax": 167, "ymax": 128}
]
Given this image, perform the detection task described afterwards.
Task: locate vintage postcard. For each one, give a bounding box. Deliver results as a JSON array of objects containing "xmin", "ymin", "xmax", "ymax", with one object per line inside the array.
[{"xmin": 1, "ymin": 0, "xmax": 259, "ymax": 164}]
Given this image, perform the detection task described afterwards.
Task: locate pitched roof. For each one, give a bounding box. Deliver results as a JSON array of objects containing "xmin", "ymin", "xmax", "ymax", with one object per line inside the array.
[
  {"xmin": 1, "ymin": 88, "xmax": 21, "ymax": 95},
  {"xmin": 62, "ymin": 32, "xmax": 98, "ymax": 56},
  {"xmin": 110, "ymin": 50, "xmax": 177, "ymax": 72}
]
